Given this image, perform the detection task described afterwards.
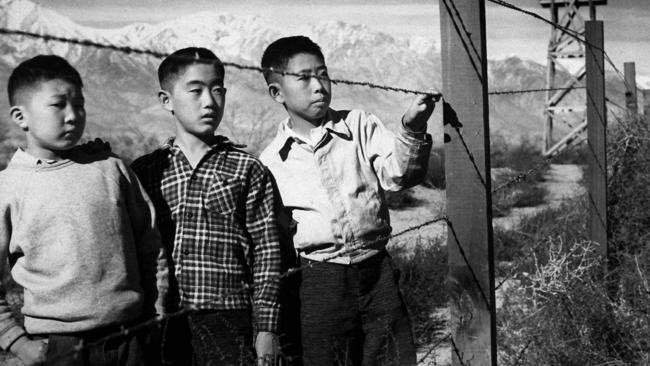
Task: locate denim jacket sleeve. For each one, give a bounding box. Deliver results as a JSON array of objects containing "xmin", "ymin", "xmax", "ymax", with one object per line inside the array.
[
  {"xmin": 360, "ymin": 111, "xmax": 433, "ymax": 192},
  {"xmin": 119, "ymin": 161, "xmax": 169, "ymax": 318}
]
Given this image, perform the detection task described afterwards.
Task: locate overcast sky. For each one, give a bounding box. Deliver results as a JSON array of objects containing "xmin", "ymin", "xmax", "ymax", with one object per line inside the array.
[{"xmin": 33, "ymin": 0, "xmax": 650, "ymax": 79}]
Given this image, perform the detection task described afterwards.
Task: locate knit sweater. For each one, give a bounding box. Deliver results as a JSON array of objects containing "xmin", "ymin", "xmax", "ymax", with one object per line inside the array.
[{"xmin": 0, "ymin": 148, "xmax": 168, "ymax": 350}]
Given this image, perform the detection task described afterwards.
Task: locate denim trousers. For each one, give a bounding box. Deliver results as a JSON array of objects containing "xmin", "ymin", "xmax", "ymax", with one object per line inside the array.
[
  {"xmin": 186, "ymin": 309, "xmax": 256, "ymax": 366},
  {"xmin": 299, "ymin": 250, "xmax": 416, "ymax": 366}
]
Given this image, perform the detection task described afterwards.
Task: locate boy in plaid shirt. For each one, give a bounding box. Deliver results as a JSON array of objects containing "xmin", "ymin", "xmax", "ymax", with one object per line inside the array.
[{"xmin": 132, "ymin": 47, "xmax": 281, "ymax": 365}]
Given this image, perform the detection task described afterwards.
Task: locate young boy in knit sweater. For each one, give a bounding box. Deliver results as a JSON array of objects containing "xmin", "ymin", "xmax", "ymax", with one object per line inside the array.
[{"xmin": 0, "ymin": 55, "xmax": 168, "ymax": 365}]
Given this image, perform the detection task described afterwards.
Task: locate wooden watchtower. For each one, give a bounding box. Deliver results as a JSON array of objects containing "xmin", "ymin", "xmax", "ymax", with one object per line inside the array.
[{"xmin": 541, "ymin": 0, "xmax": 607, "ymax": 156}]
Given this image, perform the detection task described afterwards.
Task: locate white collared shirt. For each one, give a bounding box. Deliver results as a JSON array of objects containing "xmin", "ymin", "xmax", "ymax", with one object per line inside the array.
[{"xmin": 260, "ymin": 109, "xmax": 432, "ymax": 264}]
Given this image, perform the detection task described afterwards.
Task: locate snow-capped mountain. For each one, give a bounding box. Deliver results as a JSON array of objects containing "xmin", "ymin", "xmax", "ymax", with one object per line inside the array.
[{"xmin": 0, "ymin": 0, "xmax": 621, "ymax": 161}]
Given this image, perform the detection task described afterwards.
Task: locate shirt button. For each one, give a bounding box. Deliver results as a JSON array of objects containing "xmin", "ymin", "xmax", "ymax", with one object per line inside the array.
[
  {"xmin": 186, "ymin": 212, "xmax": 193, "ymax": 219},
  {"xmin": 183, "ymin": 249, "xmax": 190, "ymax": 255},
  {"xmin": 190, "ymin": 175, "xmax": 197, "ymax": 180}
]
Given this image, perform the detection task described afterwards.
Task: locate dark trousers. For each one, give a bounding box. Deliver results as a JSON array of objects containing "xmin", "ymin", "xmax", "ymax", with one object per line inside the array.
[
  {"xmin": 299, "ymin": 251, "xmax": 416, "ymax": 366},
  {"xmin": 187, "ymin": 310, "xmax": 256, "ymax": 366},
  {"xmin": 44, "ymin": 327, "xmax": 145, "ymax": 366}
]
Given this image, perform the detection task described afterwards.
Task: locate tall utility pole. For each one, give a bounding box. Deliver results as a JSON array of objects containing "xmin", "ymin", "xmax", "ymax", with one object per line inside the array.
[
  {"xmin": 439, "ymin": 0, "xmax": 496, "ymax": 365},
  {"xmin": 540, "ymin": 0, "xmax": 607, "ymax": 156}
]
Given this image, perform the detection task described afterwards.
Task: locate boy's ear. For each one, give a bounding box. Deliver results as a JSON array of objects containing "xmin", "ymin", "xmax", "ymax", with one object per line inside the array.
[
  {"xmin": 158, "ymin": 90, "xmax": 174, "ymax": 113},
  {"xmin": 267, "ymin": 82, "xmax": 285, "ymax": 104},
  {"xmin": 9, "ymin": 106, "xmax": 28, "ymax": 130}
]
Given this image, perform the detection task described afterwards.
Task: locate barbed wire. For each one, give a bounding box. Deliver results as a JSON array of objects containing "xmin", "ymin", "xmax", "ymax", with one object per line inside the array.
[
  {"xmin": 281, "ymin": 216, "xmax": 448, "ymax": 279},
  {"xmin": 605, "ymin": 97, "xmax": 627, "ymax": 112},
  {"xmin": 0, "ymin": 27, "xmax": 443, "ymax": 99},
  {"xmin": 486, "ymin": 0, "xmax": 636, "ymax": 96},
  {"xmin": 487, "ymin": 0, "xmax": 589, "ymax": 47},
  {"xmin": 1, "ymin": 4, "xmax": 633, "ymax": 363},
  {"xmin": 416, "ymin": 333, "xmax": 451, "ymax": 365},
  {"xmin": 450, "ymin": 335, "xmax": 471, "ymax": 366},
  {"xmin": 494, "ymin": 103, "xmax": 638, "ymax": 292},
  {"xmin": 46, "ymin": 307, "xmax": 197, "ymax": 364},
  {"xmin": 440, "ymin": 0, "xmax": 485, "ymax": 85},
  {"xmin": 442, "ymin": 0, "xmax": 481, "ymax": 62},
  {"xmin": 489, "ymin": 86, "xmax": 585, "ymax": 95},
  {"xmin": 34, "ymin": 212, "xmax": 448, "ymax": 363},
  {"xmin": 0, "ymin": 26, "xmax": 599, "ymax": 104},
  {"xmin": 491, "ymin": 132, "xmax": 587, "ymax": 195}
]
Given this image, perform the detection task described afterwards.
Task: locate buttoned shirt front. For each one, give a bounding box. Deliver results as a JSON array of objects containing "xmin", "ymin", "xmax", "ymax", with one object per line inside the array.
[
  {"xmin": 132, "ymin": 136, "xmax": 281, "ymax": 332},
  {"xmin": 260, "ymin": 109, "xmax": 432, "ymax": 264}
]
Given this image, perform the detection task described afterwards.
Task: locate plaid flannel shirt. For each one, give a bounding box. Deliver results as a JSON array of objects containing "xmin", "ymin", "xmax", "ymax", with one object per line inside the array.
[{"xmin": 131, "ymin": 136, "xmax": 281, "ymax": 332}]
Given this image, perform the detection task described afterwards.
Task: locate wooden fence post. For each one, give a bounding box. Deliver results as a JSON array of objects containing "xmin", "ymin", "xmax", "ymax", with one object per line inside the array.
[
  {"xmin": 624, "ymin": 62, "xmax": 638, "ymax": 116},
  {"xmin": 439, "ymin": 0, "xmax": 496, "ymax": 365},
  {"xmin": 643, "ymin": 89, "xmax": 650, "ymax": 118},
  {"xmin": 585, "ymin": 20, "xmax": 608, "ymax": 258}
]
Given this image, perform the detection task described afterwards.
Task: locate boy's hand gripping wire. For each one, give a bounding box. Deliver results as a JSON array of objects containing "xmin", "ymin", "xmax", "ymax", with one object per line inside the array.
[{"xmin": 402, "ymin": 90, "xmax": 439, "ymax": 132}]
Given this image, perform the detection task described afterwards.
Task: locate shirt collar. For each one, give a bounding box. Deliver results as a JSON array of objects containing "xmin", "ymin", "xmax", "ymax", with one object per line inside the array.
[
  {"xmin": 161, "ymin": 135, "xmax": 246, "ymax": 156},
  {"xmin": 273, "ymin": 109, "xmax": 352, "ymax": 156},
  {"xmin": 13, "ymin": 148, "xmax": 60, "ymax": 166}
]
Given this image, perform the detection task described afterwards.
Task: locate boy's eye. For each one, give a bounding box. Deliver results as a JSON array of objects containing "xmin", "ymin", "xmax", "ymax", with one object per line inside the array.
[
  {"xmin": 212, "ymin": 87, "xmax": 226, "ymax": 96},
  {"xmin": 297, "ymin": 74, "xmax": 310, "ymax": 80},
  {"xmin": 51, "ymin": 102, "xmax": 66, "ymax": 108},
  {"xmin": 189, "ymin": 89, "xmax": 201, "ymax": 94}
]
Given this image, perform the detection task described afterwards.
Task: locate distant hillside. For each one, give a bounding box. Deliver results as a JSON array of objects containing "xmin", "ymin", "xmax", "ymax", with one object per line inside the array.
[{"xmin": 0, "ymin": 0, "xmax": 627, "ymax": 162}]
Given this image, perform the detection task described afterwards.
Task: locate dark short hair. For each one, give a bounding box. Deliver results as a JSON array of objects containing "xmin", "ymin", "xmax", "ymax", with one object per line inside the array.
[
  {"xmin": 260, "ymin": 36, "xmax": 325, "ymax": 83},
  {"xmin": 158, "ymin": 47, "xmax": 225, "ymax": 91},
  {"xmin": 7, "ymin": 55, "xmax": 83, "ymax": 106}
]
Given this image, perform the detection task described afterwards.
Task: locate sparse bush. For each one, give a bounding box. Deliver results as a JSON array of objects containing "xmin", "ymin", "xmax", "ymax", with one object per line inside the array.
[
  {"xmin": 498, "ymin": 240, "xmax": 650, "ymax": 365},
  {"xmin": 498, "ymin": 115, "xmax": 650, "ymax": 365},
  {"xmin": 390, "ymin": 237, "xmax": 448, "ymax": 347},
  {"xmin": 490, "ymin": 137, "xmax": 550, "ymax": 216},
  {"xmin": 491, "ymin": 136, "xmax": 548, "ymax": 183}
]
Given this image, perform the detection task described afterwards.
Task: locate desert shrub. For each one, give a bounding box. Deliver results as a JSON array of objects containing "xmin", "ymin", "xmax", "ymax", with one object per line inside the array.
[
  {"xmin": 491, "ymin": 136, "xmax": 548, "ymax": 184},
  {"xmin": 607, "ymin": 117, "xmax": 650, "ymax": 258},
  {"xmin": 494, "ymin": 196, "xmax": 587, "ymax": 274},
  {"xmin": 492, "ymin": 180, "xmax": 548, "ymax": 218},
  {"xmin": 490, "ymin": 137, "xmax": 550, "ymax": 216},
  {"xmin": 390, "ymin": 237, "xmax": 448, "ymax": 347},
  {"xmin": 498, "ymin": 115, "xmax": 650, "ymax": 365},
  {"xmin": 498, "ymin": 240, "xmax": 650, "ymax": 366}
]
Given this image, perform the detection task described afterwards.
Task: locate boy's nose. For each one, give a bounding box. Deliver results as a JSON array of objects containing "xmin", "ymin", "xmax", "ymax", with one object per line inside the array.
[
  {"xmin": 202, "ymin": 92, "xmax": 218, "ymax": 108},
  {"xmin": 310, "ymin": 76, "xmax": 326, "ymax": 91},
  {"xmin": 65, "ymin": 105, "xmax": 85, "ymax": 123}
]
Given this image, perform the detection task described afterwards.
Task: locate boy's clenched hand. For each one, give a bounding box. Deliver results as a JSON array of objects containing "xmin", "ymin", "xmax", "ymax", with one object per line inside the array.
[
  {"xmin": 255, "ymin": 331, "xmax": 279, "ymax": 365},
  {"xmin": 402, "ymin": 92, "xmax": 439, "ymax": 133},
  {"xmin": 10, "ymin": 336, "xmax": 48, "ymax": 366}
]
